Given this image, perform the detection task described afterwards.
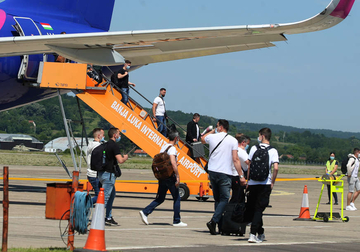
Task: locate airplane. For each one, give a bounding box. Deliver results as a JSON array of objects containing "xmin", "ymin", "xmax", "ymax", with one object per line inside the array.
[{"xmin": 0, "ymin": 0, "xmax": 356, "ymax": 112}]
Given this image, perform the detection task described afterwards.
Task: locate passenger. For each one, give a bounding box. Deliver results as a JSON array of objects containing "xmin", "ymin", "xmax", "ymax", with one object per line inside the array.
[
  {"xmin": 346, "ymin": 148, "xmax": 360, "ymax": 211},
  {"xmin": 152, "ymin": 88, "xmax": 168, "ymax": 137},
  {"xmin": 325, "ymin": 152, "xmax": 339, "ymax": 205},
  {"xmin": 229, "ymin": 134, "xmax": 250, "ymax": 204},
  {"xmin": 186, "ymin": 113, "xmax": 201, "ymax": 144},
  {"xmin": 186, "ymin": 113, "xmax": 201, "ymax": 158},
  {"xmin": 246, "ymin": 127, "xmax": 279, "ymax": 243},
  {"xmin": 201, "ymin": 119, "xmax": 246, "ymax": 235},
  {"xmin": 116, "ymin": 59, "xmax": 136, "ymax": 105},
  {"xmin": 139, "ymin": 129, "xmax": 187, "ymax": 227},
  {"xmin": 54, "ymin": 31, "xmax": 68, "ymax": 63},
  {"xmin": 98, "ymin": 127, "xmax": 128, "ymax": 226},
  {"xmin": 86, "ymin": 128, "xmax": 104, "ymax": 205}
]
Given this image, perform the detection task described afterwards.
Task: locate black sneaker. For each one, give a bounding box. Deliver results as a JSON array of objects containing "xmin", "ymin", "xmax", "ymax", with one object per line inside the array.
[
  {"xmin": 206, "ymin": 220, "xmax": 217, "ymax": 235},
  {"xmin": 105, "ymin": 217, "xmax": 119, "ymax": 226}
]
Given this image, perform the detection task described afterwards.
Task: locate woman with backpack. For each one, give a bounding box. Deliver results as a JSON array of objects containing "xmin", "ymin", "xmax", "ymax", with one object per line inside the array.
[{"xmin": 325, "ymin": 152, "xmax": 339, "ymax": 205}]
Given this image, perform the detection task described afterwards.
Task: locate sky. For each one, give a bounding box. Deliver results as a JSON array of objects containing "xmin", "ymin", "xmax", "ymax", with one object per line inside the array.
[{"xmin": 109, "ymin": 0, "xmax": 360, "ymax": 133}]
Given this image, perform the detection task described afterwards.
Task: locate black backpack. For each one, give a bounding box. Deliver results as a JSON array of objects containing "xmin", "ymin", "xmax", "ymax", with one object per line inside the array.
[
  {"xmin": 90, "ymin": 142, "xmax": 109, "ymax": 172},
  {"xmin": 341, "ymin": 156, "xmax": 355, "ymax": 175},
  {"xmin": 249, "ymin": 144, "xmax": 273, "ymax": 181}
]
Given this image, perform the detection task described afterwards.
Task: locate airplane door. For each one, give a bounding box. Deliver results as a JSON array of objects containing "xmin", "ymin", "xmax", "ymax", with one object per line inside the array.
[{"xmin": 13, "ymin": 17, "xmax": 43, "ymax": 80}]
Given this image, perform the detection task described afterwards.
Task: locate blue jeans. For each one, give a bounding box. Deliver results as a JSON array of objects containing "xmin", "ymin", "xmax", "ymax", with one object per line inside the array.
[
  {"xmin": 98, "ymin": 171, "xmax": 116, "ymax": 219},
  {"xmin": 156, "ymin": 116, "xmax": 167, "ymax": 137},
  {"xmin": 87, "ymin": 176, "xmax": 101, "ymax": 205},
  {"xmin": 121, "ymin": 87, "xmax": 129, "ymax": 104},
  {"xmin": 142, "ymin": 176, "xmax": 181, "ymax": 224},
  {"xmin": 208, "ymin": 171, "xmax": 231, "ymax": 223}
]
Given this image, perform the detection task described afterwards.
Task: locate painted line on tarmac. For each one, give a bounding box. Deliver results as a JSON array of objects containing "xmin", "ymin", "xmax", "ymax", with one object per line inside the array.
[
  {"xmin": 105, "ymin": 225, "xmax": 329, "ymax": 232},
  {"xmin": 108, "ymin": 244, "xmax": 205, "ymax": 251},
  {"xmin": 0, "ymin": 177, "xmax": 320, "ymax": 182},
  {"xmin": 277, "ymin": 178, "xmax": 319, "ymax": 181},
  {"xmin": 116, "ymin": 214, "xmax": 301, "ymax": 220},
  {"xmin": 108, "ymin": 239, "xmax": 357, "ymax": 251},
  {"xmin": 108, "ymin": 238, "xmax": 360, "ymax": 251},
  {"xmin": 270, "ymin": 190, "xmax": 294, "ymax": 196}
]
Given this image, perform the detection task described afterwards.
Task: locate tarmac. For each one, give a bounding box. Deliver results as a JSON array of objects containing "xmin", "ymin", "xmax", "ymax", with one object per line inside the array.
[{"xmin": 1, "ymin": 165, "xmax": 360, "ymax": 251}]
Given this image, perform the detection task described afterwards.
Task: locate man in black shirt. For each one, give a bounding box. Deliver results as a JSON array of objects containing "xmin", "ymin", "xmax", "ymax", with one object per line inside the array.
[
  {"xmin": 116, "ymin": 60, "xmax": 136, "ymax": 105},
  {"xmin": 98, "ymin": 127, "xmax": 128, "ymax": 226}
]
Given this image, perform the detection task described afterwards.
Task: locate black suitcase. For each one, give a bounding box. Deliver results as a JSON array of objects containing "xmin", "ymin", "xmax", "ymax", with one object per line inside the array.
[{"xmin": 220, "ymin": 203, "xmax": 247, "ymax": 236}]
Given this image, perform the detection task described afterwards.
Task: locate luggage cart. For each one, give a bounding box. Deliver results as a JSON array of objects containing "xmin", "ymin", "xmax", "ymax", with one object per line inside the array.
[{"xmin": 313, "ymin": 175, "xmax": 349, "ymax": 222}]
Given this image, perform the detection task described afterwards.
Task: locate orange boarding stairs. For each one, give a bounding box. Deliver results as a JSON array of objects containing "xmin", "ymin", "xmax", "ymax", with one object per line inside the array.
[{"xmin": 38, "ymin": 62, "xmax": 211, "ymax": 201}]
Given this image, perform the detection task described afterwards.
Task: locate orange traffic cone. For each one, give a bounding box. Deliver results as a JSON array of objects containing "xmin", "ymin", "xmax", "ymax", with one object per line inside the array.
[
  {"xmin": 81, "ymin": 188, "xmax": 107, "ymax": 251},
  {"xmin": 294, "ymin": 185, "xmax": 315, "ymax": 221}
]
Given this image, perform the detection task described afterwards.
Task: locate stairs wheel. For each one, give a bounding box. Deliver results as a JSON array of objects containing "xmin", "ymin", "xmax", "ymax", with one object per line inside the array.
[{"xmin": 179, "ymin": 183, "xmax": 190, "ymax": 201}]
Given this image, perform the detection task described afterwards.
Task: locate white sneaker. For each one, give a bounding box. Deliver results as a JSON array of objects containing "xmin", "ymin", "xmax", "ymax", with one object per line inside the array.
[
  {"xmin": 248, "ymin": 233, "xmax": 262, "ymax": 243},
  {"xmin": 258, "ymin": 233, "xmax": 265, "ymax": 242},
  {"xmin": 350, "ymin": 202, "xmax": 357, "ymax": 210},
  {"xmin": 346, "ymin": 205, "xmax": 356, "ymax": 211},
  {"xmin": 173, "ymin": 222, "xmax": 187, "ymax": 227},
  {"xmin": 139, "ymin": 211, "xmax": 149, "ymax": 225}
]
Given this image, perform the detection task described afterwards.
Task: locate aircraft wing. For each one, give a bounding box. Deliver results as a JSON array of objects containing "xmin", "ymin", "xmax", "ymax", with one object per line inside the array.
[{"xmin": 0, "ymin": 0, "xmax": 355, "ymax": 66}]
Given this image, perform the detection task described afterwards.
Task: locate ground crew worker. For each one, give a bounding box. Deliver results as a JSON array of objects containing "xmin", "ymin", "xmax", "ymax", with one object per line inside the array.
[{"xmin": 325, "ymin": 152, "xmax": 338, "ymax": 205}]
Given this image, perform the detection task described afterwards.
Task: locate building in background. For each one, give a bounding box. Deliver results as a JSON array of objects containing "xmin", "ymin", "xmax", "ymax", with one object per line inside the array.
[
  {"xmin": 0, "ymin": 134, "xmax": 43, "ymax": 151},
  {"xmin": 44, "ymin": 137, "xmax": 93, "ymax": 153},
  {"xmin": 134, "ymin": 149, "xmax": 148, "ymax": 157}
]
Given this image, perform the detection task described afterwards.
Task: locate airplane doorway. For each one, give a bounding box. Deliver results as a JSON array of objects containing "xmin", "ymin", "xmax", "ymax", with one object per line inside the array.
[{"xmin": 13, "ymin": 17, "xmax": 43, "ymax": 80}]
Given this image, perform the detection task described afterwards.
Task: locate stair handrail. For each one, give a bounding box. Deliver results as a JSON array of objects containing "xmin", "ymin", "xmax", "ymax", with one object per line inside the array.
[{"xmin": 98, "ymin": 68, "xmax": 209, "ymax": 160}]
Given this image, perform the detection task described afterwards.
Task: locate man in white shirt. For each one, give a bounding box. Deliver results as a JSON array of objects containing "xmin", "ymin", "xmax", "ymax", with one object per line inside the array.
[
  {"xmin": 230, "ymin": 134, "xmax": 251, "ymax": 203},
  {"xmin": 201, "ymin": 119, "xmax": 246, "ymax": 235},
  {"xmin": 247, "ymin": 128, "xmax": 279, "ymax": 243},
  {"xmin": 86, "ymin": 128, "xmax": 104, "ymax": 204},
  {"xmin": 346, "ymin": 148, "xmax": 360, "ymax": 211},
  {"xmin": 152, "ymin": 88, "xmax": 167, "ymax": 136},
  {"xmin": 139, "ymin": 130, "xmax": 187, "ymax": 227}
]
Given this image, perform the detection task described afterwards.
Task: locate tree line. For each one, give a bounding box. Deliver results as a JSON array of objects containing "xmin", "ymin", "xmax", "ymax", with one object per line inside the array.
[{"xmin": 0, "ymin": 95, "xmax": 358, "ymax": 163}]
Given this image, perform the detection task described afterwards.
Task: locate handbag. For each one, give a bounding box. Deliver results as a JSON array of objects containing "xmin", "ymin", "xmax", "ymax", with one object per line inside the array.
[
  {"xmin": 204, "ymin": 134, "xmax": 228, "ymax": 173},
  {"xmin": 114, "ymin": 164, "xmax": 122, "ymax": 177}
]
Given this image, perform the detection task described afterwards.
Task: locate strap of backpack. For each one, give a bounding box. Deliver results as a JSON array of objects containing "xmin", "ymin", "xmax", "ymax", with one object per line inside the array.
[
  {"xmin": 257, "ymin": 144, "xmax": 273, "ymax": 151},
  {"xmin": 209, "ymin": 134, "xmax": 228, "ymax": 158},
  {"xmin": 163, "ymin": 145, "xmax": 173, "ymax": 154},
  {"xmin": 159, "ymin": 96, "xmax": 167, "ymax": 113},
  {"xmin": 266, "ymin": 145, "xmax": 273, "ymax": 151}
]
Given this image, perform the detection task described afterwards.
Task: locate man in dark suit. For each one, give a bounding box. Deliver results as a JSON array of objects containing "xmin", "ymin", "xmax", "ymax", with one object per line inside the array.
[
  {"xmin": 186, "ymin": 113, "xmax": 201, "ymax": 158},
  {"xmin": 186, "ymin": 113, "xmax": 201, "ymax": 144}
]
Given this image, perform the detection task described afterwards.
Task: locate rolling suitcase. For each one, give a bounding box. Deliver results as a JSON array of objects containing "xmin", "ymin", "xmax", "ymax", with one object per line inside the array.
[{"xmin": 220, "ymin": 203, "xmax": 247, "ymax": 236}]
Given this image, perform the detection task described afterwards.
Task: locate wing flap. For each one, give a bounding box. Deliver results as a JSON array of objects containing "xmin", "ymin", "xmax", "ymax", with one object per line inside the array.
[
  {"xmin": 119, "ymin": 43, "xmax": 276, "ymax": 65},
  {"xmin": 153, "ymin": 34, "xmax": 286, "ymax": 52}
]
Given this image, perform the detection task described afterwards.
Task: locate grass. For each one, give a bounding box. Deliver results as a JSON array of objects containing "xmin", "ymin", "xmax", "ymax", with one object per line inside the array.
[
  {"xmin": 279, "ymin": 166, "xmax": 325, "ymax": 176},
  {"xmin": 0, "ymin": 150, "xmax": 152, "ymax": 169}
]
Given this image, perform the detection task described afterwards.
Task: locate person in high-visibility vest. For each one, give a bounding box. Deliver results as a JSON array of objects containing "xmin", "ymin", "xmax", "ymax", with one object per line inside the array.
[{"xmin": 325, "ymin": 152, "xmax": 339, "ymax": 205}]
